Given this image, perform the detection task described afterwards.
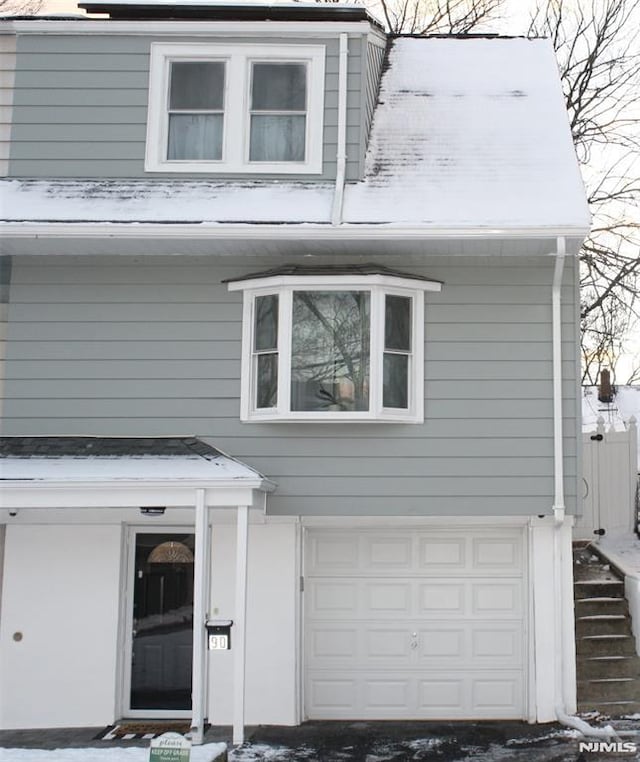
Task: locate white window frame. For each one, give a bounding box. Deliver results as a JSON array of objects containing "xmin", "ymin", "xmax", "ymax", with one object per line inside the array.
[
  {"xmin": 145, "ymin": 42, "xmax": 326, "ymax": 174},
  {"xmin": 228, "ymin": 274, "xmax": 443, "ymax": 423}
]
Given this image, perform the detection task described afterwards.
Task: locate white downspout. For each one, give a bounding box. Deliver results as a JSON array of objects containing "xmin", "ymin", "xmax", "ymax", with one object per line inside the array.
[
  {"xmin": 549, "ymin": 238, "xmax": 617, "ymax": 739},
  {"xmin": 551, "ymin": 237, "xmax": 570, "ymax": 723},
  {"xmin": 552, "ymin": 235, "xmax": 567, "ymax": 525},
  {"xmin": 331, "ymin": 32, "xmax": 348, "ymax": 226}
]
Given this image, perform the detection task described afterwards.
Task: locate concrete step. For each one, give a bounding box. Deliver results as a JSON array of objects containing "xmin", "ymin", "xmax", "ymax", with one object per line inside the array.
[
  {"xmin": 577, "ymin": 656, "xmax": 640, "ymax": 680},
  {"xmin": 574, "ymin": 580, "xmax": 625, "ymax": 599},
  {"xmin": 575, "ymin": 597, "xmax": 629, "ymax": 617},
  {"xmin": 573, "ymin": 564, "xmax": 622, "ymax": 583},
  {"xmin": 576, "ymin": 635, "xmax": 638, "ymax": 657},
  {"xmin": 577, "ymin": 678, "xmax": 640, "ymax": 702},
  {"xmin": 577, "ymin": 699, "xmax": 640, "ymax": 716},
  {"xmin": 576, "ymin": 615, "xmax": 633, "ymax": 638}
]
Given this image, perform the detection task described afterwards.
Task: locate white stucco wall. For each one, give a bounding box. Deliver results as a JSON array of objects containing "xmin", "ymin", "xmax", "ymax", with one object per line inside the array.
[
  {"xmin": 0, "ymin": 523, "xmax": 122, "ymax": 729},
  {"xmin": 208, "ymin": 520, "xmax": 299, "ymax": 726}
]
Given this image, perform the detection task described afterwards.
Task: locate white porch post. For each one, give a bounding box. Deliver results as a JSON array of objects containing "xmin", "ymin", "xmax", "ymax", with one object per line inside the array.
[
  {"xmin": 191, "ymin": 488, "xmax": 209, "ymax": 745},
  {"xmin": 233, "ymin": 505, "xmax": 249, "ymax": 746}
]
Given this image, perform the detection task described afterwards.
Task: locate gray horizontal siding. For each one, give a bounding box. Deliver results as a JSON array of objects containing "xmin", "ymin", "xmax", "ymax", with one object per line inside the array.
[
  {"xmin": 2, "ymin": 254, "xmax": 579, "ymax": 517},
  {"xmin": 360, "ymin": 38, "xmax": 385, "ymax": 174},
  {"xmin": 9, "ymin": 34, "xmax": 366, "ymax": 181}
]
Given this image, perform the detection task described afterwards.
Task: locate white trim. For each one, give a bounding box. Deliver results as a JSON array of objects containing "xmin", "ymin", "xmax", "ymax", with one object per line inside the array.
[
  {"xmin": 122, "ymin": 524, "xmax": 195, "ymax": 720},
  {"xmin": 191, "ymin": 488, "xmax": 209, "ymax": 744},
  {"xmin": 227, "ymin": 273, "xmax": 442, "ymax": 292},
  {"xmin": 301, "ymin": 515, "xmax": 533, "ymax": 528},
  {"xmin": 145, "ymin": 43, "xmax": 325, "ymax": 175},
  {"xmin": 233, "ymin": 505, "xmax": 249, "ymax": 746},
  {"xmin": 231, "ymin": 277, "xmax": 438, "ymax": 423},
  {"xmin": 1, "ymin": 481, "xmax": 270, "ymax": 509},
  {"xmin": 302, "ymin": 523, "xmax": 530, "ymax": 721},
  {"xmin": 0, "ymin": 20, "xmax": 375, "ymax": 35}
]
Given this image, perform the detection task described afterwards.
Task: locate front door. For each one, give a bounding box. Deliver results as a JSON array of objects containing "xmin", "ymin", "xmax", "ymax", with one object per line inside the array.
[{"xmin": 126, "ymin": 531, "xmax": 195, "ymax": 716}]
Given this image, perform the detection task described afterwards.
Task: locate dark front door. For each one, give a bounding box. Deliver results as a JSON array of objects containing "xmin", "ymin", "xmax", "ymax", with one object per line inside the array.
[{"xmin": 130, "ymin": 532, "xmax": 195, "ymax": 711}]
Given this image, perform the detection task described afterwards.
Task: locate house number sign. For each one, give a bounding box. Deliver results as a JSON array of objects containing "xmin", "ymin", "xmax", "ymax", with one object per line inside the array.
[
  {"xmin": 208, "ymin": 633, "xmax": 229, "ymax": 650},
  {"xmin": 149, "ymin": 732, "xmax": 191, "ymax": 761}
]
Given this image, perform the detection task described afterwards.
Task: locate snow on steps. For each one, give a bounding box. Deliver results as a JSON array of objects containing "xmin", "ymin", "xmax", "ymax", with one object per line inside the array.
[{"xmin": 574, "ymin": 543, "xmax": 640, "ymax": 714}]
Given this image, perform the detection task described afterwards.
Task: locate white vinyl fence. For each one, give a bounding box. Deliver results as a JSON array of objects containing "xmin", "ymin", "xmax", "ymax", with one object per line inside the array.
[{"xmin": 575, "ymin": 416, "xmax": 638, "ymax": 539}]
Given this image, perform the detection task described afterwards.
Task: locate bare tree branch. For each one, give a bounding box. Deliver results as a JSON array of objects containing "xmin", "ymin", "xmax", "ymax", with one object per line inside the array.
[
  {"xmin": 0, "ymin": 0, "xmax": 43, "ymax": 14},
  {"xmin": 366, "ymin": 0, "xmax": 504, "ymax": 35},
  {"xmin": 530, "ymin": 0, "xmax": 640, "ymax": 383}
]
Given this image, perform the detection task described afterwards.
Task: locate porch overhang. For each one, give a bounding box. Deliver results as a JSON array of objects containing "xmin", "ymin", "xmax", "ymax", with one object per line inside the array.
[
  {"xmin": 0, "ymin": 437, "xmax": 274, "ymax": 747},
  {"xmin": 0, "ymin": 436, "xmax": 274, "ymax": 512}
]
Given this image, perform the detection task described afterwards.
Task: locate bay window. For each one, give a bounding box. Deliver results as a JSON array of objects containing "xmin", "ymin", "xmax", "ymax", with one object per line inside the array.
[{"xmin": 227, "ymin": 267, "xmax": 442, "ymax": 422}]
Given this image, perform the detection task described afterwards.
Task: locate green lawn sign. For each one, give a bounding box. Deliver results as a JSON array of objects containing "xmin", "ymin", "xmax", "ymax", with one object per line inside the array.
[{"xmin": 149, "ymin": 732, "xmax": 191, "ymax": 762}]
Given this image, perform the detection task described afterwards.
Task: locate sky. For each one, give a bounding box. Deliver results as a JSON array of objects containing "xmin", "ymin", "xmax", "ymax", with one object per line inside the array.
[{"xmin": 40, "ymin": 0, "xmax": 537, "ymax": 31}]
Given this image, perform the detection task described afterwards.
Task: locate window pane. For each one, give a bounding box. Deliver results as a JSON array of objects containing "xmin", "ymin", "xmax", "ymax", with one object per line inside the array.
[
  {"xmin": 169, "ymin": 62, "xmax": 225, "ymax": 110},
  {"xmin": 291, "ymin": 291, "xmax": 370, "ymax": 412},
  {"xmin": 168, "ymin": 114, "xmax": 223, "ymax": 160},
  {"xmin": 256, "ymin": 353, "xmax": 278, "ymax": 409},
  {"xmin": 254, "ymin": 295, "xmax": 278, "ymax": 351},
  {"xmin": 385, "ymin": 295, "xmax": 411, "ymax": 351},
  {"xmin": 250, "ymin": 115, "xmax": 305, "ymax": 162},
  {"xmin": 251, "ymin": 63, "xmax": 306, "ymax": 111},
  {"xmin": 383, "ymin": 353, "xmax": 409, "ymax": 409}
]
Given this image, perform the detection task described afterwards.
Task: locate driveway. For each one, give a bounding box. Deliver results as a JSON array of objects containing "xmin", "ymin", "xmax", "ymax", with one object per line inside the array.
[{"xmin": 230, "ymin": 720, "xmax": 629, "ymax": 761}]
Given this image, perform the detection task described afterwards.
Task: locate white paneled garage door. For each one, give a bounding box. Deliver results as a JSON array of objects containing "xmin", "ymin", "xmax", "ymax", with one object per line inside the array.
[{"xmin": 304, "ymin": 528, "xmax": 526, "ymax": 720}]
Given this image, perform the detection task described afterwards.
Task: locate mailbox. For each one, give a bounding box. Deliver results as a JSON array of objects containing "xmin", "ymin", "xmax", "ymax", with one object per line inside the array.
[{"xmin": 206, "ymin": 619, "xmax": 233, "ymax": 650}]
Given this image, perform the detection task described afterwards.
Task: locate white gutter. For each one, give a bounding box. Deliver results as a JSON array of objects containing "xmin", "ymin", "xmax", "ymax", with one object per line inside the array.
[
  {"xmin": 331, "ymin": 32, "xmax": 349, "ymax": 226},
  {"xmin": 0, "ymin": 223, "xmax": 591, "ymax": 241}
]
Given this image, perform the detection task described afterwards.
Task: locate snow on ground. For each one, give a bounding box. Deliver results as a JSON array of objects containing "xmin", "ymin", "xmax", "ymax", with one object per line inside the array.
[
  {"xmin": 600, "ymin": 534, "xmax": 640, "ymax": 577},
  {"xmin": 583, "ymin": 385, "xmax": 640, "ymax": 468},
  {"xmin": 0, "ymin": 744, "xmax": 226, "ymax": 762},
  {"xmin": 583, "ymin": 385, "xmax": 640, "ymax": 434}
]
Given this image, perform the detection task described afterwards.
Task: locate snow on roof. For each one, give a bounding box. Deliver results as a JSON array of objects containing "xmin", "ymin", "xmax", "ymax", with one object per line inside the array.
[
  {"xmin": 344, "ymin": 37, "xmax": 590, "ymax": 228},
  {"xmin": 0, "ymin": 38, "xmax": 590, "ymax": 231},
  {"xmin": 0, "ymin": 179, "xmax": 334, "ymax": 224},
  {"xmin": 0, "ymin": 436, "xmax": 269, "ymax": 483}
]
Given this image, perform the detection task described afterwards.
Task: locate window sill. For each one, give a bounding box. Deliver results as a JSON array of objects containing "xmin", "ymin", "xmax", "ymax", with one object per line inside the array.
[
  {"xmin": 144, "ymin": 159, "xmax": 324, "ymax": 174},
  {"xmin": 241, "ymin": 412, "xmax": 424, "ymax": 424}
]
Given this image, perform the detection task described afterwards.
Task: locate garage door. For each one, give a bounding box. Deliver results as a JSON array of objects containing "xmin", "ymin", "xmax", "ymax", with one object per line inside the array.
[{"xmin": 304, "ymin": 529, "xmax": 526, "ymax": 720}]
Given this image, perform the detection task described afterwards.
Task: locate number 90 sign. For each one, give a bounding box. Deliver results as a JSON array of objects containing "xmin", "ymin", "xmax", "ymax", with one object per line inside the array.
[{"xmin": 208, "ymin": 634, "xmax": 230, "ymax": 650}]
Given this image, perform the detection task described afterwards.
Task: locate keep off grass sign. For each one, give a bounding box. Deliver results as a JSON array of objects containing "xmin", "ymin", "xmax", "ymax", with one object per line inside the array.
[{"xmin": 149, "ymin": 732, "xmax": 191, "ymax": 761}]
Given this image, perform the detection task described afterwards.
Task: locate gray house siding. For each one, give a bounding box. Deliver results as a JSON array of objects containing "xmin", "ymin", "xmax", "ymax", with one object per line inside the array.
[
  {"xmin": 9, "ymin": 33, "xmax": 367, "ymax": 181},
  {"xmin": 360, "ymin": 37, "xmax": 385, "ymax": 175},
  {"xmin": 2, "ymin": 253, "xmax": 578, "ymax": 517}
]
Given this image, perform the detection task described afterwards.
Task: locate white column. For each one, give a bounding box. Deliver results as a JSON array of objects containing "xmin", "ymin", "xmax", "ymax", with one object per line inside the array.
[
  {"xmin": 233, "ymin": 505, "xmax": 249, "ymax": 746},
  {"xmin": 529, "ymin": 519, "xmax": 557, "ymax": 722},
  {"xmin": 191, "ymin": 488, "xmax": 209, "ymax": 745}
]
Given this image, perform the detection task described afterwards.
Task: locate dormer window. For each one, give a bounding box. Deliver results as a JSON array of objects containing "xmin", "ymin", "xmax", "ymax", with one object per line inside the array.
[
  {"xmin": 226, "ymin": 266, "xmax": 443, "ymax": 423},
  {"xmin": 145, "ymin": 43, "xmax": 325, "ymax": 173}
]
